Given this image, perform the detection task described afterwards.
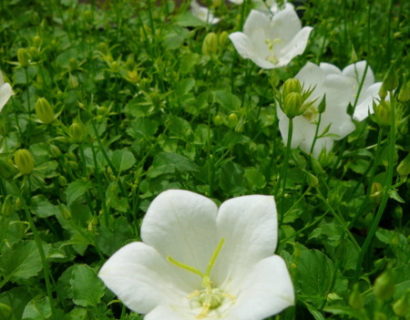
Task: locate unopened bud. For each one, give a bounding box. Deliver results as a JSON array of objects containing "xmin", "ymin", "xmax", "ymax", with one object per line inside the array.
[
  {"xmin": 1, "ymin": 195, "xmax": 15, "ymax": 216},
  {"xmin": 282, "ymin": 78, "xmax": 302, "ymax": 97},
  {"xmin": 32, "ymin": 35, "xmax": 42, "ymax": 47},
  {"xmin": 283, "ymin": 92, "xmax": 303, "ymax": 118},
  {"xmin": 68, "ymin": 74, "xmax": 79, "ymax": 89},
  {"xmin": 397, "ymin": 153, "xmax": 410, "ymax": 176},
  {"xmin": 398, "ymin": 80, "xmax": 410, "ymax": 102},
  {"xmin": 35, "ymin": 98, "xmax": 55, "ymax": 124},
  {"xmin": 202, "ymin": 32, "xmax": 218, "ymax": 56},
  {"xmin": 373, "ymin": 271, "xmax": 394, "ymax": 301},
  {"xmin": 213, "ymin": 114, "xmax": 224, "ymax": 126},
  {"xmin": 348, "ymin": 284, "xmax": 364, "ymax": 310},
  {"xmin": 382, "ymin": 69, "xmax": 399, "ymax": 92},
  {"xmin": 14, "ymin": 149, "xmax": 34, "ymax": 175},
  {"xmin": 17, "ymin": 48, "xmax": 30, "ymax": 67},
  {"xmin": 69, "ymin": 121, "xmax": 87, "ymax": 143},
  {"xmin": 226, "ymin": 113, "xmax": 238, "ymax": 128},
  {"xmin": 373, "ymin": 100, "xmax": 393, "ymax": 127},
  {"xmin": 370, "ymin": 182, "xmax": 383, "ymax": 203},
  {"xmin": 218, "ymin": 31, "xmax": 229, "ymax": 49},
  {"xmin": 392, "ymin": 292, "xmax": 410, "ymax": 317}
]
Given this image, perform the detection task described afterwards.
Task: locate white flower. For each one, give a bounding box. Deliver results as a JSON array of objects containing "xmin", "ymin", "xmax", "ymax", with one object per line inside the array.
[
  {"xmin": 191, "ymin": 0, "xmax": 220, "ymax": 25},
  {"xmin": 229, "ymin": 3, "xmax": 312, "ymax": 69},
  {"xmin": 276, "ymin": 61, "xmax": 382, "ymax": 157},
  {"xmin": 99, "ymin": 189, "xmax": 294, "ymax": 320},
  {"xmin": 0, "ymin": 71, "xmax": 13, "ymax": 112}
]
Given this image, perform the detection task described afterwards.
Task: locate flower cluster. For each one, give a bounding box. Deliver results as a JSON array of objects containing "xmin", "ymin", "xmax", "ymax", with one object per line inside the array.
[{"xmin": 99, "ymin": 190, "xmax": 294, "ymax": 320}]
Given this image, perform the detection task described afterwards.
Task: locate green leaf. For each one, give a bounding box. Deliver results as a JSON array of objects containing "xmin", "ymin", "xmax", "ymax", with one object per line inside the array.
[
  {"xmin": 22, "ymin": 296, "xmax": 52, "ymax": 320},
  {"xmin": 70, "ymin": 265, "xmax": 105, "ymax": 307},
  {"xmin": 31, "ymin": 195, "xmax": 59, "ymax": 218},
  {"xmin": 147, "ymin": 152, "xmax": 198, "ymax": 178},
  {"xmin": 65, "ymin": 180, "xmax": 91, "ymax": 206},
  {"xmin": 213, "ymin": 90, "xmax": 241, "ymax": 112},
  {"xmin": 0, "ymin": 287, "xmax": 31, "ymax": 320},
  {"xmin": 0, "ymin": 241, "xmax": 43, "ymax": 282},
  {"xmin": 112, "ymin": 149, "xmax": 136, "ymax": 172},
  {"xmin": 244, "ymin": 167, "xmax": 266, "ymax": 189}
]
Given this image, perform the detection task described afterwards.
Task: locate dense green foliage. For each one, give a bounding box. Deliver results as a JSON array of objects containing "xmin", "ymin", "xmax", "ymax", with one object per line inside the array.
[{"xmin": 0, "ymin": 0, "xmax": 409, "ymax": 319}]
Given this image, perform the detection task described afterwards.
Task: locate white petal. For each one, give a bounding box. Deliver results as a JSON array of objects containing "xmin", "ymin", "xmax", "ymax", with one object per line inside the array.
[
  {"xmin": 190, "ymin": 0, "xmax": 220, "ymax": 24},
  {"xmin": 141, "ymin": 189, "xmax": 218, "ymax": 277},
  {"xmin": 145, "ymin": 304, "xmax": 193, "ymax": 320},
  {"xmin": 308, "ymin": 137, "xmax": 334, "ymax": 158},
  {"xmin": 322, "ymin": 73, "xmax": 356, "ymax": 110},
  {"xmin": 276, "ymin": 27, "xmax": 312, "ymax": 67},
  {"xmin": 98, "ymin": 242, "xmax": 187, "ymax": 314},
  {"xmin": 343, "ymin": 60, "xmax": 375, "ymax": 90},
  {"xmin": 243, "ymin": 10, "xmax": 271, "ymax": 38},
  {"xmin": 0, "ymin": 83, "xmax": 13, "ymax": 111},
  {"xmin": 353, "ymin": 82, "xmax": 382, "ymax": 121},
  {"xmin": 296, "ymin": 62, "xmax": 326, "ymax": 97},
  {"xmin": 228, "ymin": 0, "xmax": 243, "ymax": 4},
  {"xmin": 214, "ymin": 195, "xmax": 277, "ymax": 283},
  {"xmin": 270, "ymin": 3, "xmax": 301, "ymax": 44},
  {"xmin": 228, "ymin": 256, "xmax": 294, "ymax": 320},
  {"xmin": 319, "ymin": 62, "xmax": 341, "ymax": 76}
]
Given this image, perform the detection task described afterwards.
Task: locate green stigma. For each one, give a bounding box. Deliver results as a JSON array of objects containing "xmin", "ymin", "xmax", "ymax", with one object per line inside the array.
[{"xmin": 167, "ymin": 238, "xmax": 234, "ymax": 318}]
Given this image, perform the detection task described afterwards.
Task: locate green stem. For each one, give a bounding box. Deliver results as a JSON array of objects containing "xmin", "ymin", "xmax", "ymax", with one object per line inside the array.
[
  {"xmin": 24, "ymin": 67, "xmax": 32, "ymax": 145},
  {"xmin": 310, "ymin": 112, "xmax": 323, "ymax": 154},
  {"xmin": 355, "ymin": 97, "xmax": 396, "ymax": 276}
]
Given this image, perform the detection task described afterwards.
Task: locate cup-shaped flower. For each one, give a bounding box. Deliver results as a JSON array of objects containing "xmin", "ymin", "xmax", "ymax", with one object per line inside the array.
[
  {"xmin": 229, "ymin": 3, "xmax": 312, "ymax": 69},
  {"xmin": 191, "ymin": 0, "xmax": 220, "ymax": 25},
  {"xmin": 99, "ymin": 190, "xmax": 294, "ymax": 320},
  {"xmin": 276, "ymin": 61, "xmax": 382, "ymax": 157},
  {"xmin": 0, "ymin": 71, "xmax": 13, "ymax": 112}
]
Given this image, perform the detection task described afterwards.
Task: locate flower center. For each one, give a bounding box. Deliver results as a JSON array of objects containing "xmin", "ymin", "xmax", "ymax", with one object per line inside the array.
[
  {"xmin": 265, "ymin": 38, "xmax": 281, "ymax": 65},
  {"xmin": 167, "ymin": 238, "xmax": 235, "ymax": 318},
  {"xmin": 303, "ymin": 105, "xmax": 319, "ymax": 122}
]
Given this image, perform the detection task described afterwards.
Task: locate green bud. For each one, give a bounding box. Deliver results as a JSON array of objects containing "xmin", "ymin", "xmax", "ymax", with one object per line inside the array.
[
  {"xmin": 373, "ymin": 100, "xmax": 393, "ymax": 127},
  {"xmin": 397, "ymin": 152, "xmax": 410, "ymax": 176},
  {"xmin": 226, "ymin": 113, "xmax": 238, "ymax": 128},
  {"xmin": 69, "ymin": 121, "xmax": 87, "ymax": 143},
  {"xmin": 58, "ymin": 175, "xmax": 67, "ymax": 186},
  {"xmin": 348, "ymin": 284, "xmax": 364, "ymax": 310},
  {"xmin": 373, "ymin": 312, "xmax": 387, "ymax": 320},
  {"xmin": 282, "ymin": 78, "xmax": 302, "ymax": 97},
  {"xmin": 202, "ymin": 32, "xmax": 218, "ymax": 57},
  {"xmin": 213, "ymin": 114, "xmax": 224, "ymax": 126},
  {"xmin": 35, "ymin": 97, "xmax": 55, "ymax": 124},
  {"xmin": 49, "ymin": 145, "xmax": 61, "ymax": 158},
  {"xmin": 68, "ymin": 74, "xmax": 79, "ymax": 89},
  {"xmin": 282, "ymin": 92, "xmax": 303, "ymax": 118},
  {"xmin": 370, "ymin": 182, "xmax": 383, "ymax": 204},
  {"xmin": 218, "ymin": 31, "xmax": 229, "ymax": 49},
  {"xmin": 392, "ymin": 292, "xmax": 410, "ymax": 317},
  {"xmin": 382, "ymin": 68, "xmax": 399, "ymax": 92},
  {"xmin": 32, "ymin": 35, "xmax": 42, "ymax": 47},
  {"xmin": 69, "ymin": 58, "xmax": 78, "ymax": 70},
  {"xmin": 212, "ymin": 0, "xmax": 223, "ymax": 7},
  {"xmin": 398, "ymin": 80, "xmax": 410, "ymax": 102},
  {"xmin": 1, "ymin": 195, "xmax": 15, "ymax": 216},
  {"xmin": 318, "ymin": 95, "xmax": 327, "ymax": 113},
  {"xmin": 378, "ymin": 86, "xmax": 388, "ymax": 100},
  {"xmin": 0, "ymin": 158, "xmax": 18, "ymax": 179},
  {"xmin": 373, "ymin": 271, "xmax": 394, "ymax": 301},
  {"xmin": 17, "ymin": 48, "xmax": 30, "ymax": 67},
  {"xmin": 14, "ymin": 149, "xmax": 34, "ymax": 175},
  {"xmin": 305, "ymin": 171, "xmax": 318, "ymax": 187}
]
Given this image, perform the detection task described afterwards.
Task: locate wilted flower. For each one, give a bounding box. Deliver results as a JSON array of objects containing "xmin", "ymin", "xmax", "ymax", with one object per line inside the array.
[
  {"xmin": 99, "ymin": 190, "xmax": 294, "ymax": 320},
  {"xmin": 229, "ymin": 3, "xmax": 312, "ymax": 69},
  {"xmin": 191, "ymin": 0, "xmax": 220, "ymax": 25},
  {"xmin": 0, "ymin": 71, "xmax": 13, "ymax": 112},
  {"xmin": 277, "ymin": 61, "xmax": 381, "ymax": 157}
]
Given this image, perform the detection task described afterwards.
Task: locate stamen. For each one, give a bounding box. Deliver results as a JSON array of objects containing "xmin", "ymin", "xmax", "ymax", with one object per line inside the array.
[
  {"xmin": 205, "ymin": 238, "xmax": 225, "ymax": 276},
  {"xmin": 167, "ymin": 256, "xmax": 204, "ymax": 277}
]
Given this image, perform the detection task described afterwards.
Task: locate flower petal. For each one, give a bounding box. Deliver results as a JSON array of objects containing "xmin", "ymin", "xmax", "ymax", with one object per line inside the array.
[
  {"xmin": 296, "ymin": 61, "xmax": 326, "ymax": 98},
  {"xmin": 243, "ymin": 10, "xmax": 271, "ymax": 38},
  {"xmin": 270, "ymin": 3, "xmax": 302, "ymax": 44},
  {"xmin": 141, "ymin": 189, "xmax": 218, "ymax": 276},
  {"xmin": 343, "ymin": 60, "xmax": 375, "ymax": 90},
  {"xmin": 276, "ymin": 27, "xmax": 312, "ymax": 68},
  {"xmin": 353, "ymin": 82, "xmax": 382, "ymax": 121},
  {"xmin": 98, "ymin": 242, "xmax": 187, "ymax": 314},
  {"xmin": 145, "ymin": 304, "xmax": 193, "ymax": 320},
  {"xmin": 0, "ymin": 83, "xmax": 13, "ymax": 111},
  {"xmin": 214, "ymin": 195, "xmax": 277, "ymax": 283},
  {"xmin": 228, "ymin": 255, "xmax": 294, "ymax": 320},
  {"xmin": 319, "ymin": 62, "xmax": 341, "ymax": 76}
]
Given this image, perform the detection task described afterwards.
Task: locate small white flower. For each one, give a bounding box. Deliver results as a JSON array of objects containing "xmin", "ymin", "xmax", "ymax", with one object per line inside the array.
[
  {"xmin": 277, "ymin": 61, "xmax": 382, "ymax": 157},
  {"xmin": 99, "ymin": 189, "xmax": 294, "ymax": 320},
  {"xmin": 191, "ymin": 0, "xmax": 220, "ymax": 25},
  {"xmin": 0, "ymin": 71, "xmax": 13, "ymax": 112},
  {"xmin": 229, "ymin": 3, "xmax": 312, "ymax": 69}
]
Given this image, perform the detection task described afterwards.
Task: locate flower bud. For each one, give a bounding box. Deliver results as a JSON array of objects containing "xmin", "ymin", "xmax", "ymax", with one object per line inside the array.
[
  {"xmin": 68, "ymin": 74, "xmax": 79, "ymax": 89},
  {"xmin": 218, "ymin": 31, "xmax": 229, "ymax": 49},
  {"xmin": 282, "ymin": 78, "xmax": 302, "ymax": 97},
  {"xmin": 348, "ymin": 284, "xmax": 364, "ymax": 310},
  {"xmin": 213, "ymin": 114, "xmax": 224, "ymax": 126},
  {"xmin": 49, "ymin": 145, "xmax": 61, "ymax": 158},
  {"xmin": 226, "ymin": 113, "xmax": 238, "ymax": 128},
  {"xmin": 202, "ymin": 32, "xmax": 218, "ymax": 56},
  {"xmin": 373, "ymin": 312, "xmax": 387, "ymax": 320},
  {"xmin": 370, "ymin": 182, "xmax": 383, "ymax": 204},
  {"xmin": 382, "ymin": 68, "xmax": 399, "ymax": 92},
  {"xmin": 373, "ymin": 100, "xmax": 393, "ymax": 127},
  {"xmin": 14, "ymin": 149, "xmax": 34, "ymax": 175},
  {"xmin": 305, "ymin": 171, "xmax": 318, "ymax": 187},
  {"xmin": 282, "ymin": 92, "xmax": 303, "ymax": 118},
  {"xmin": 17, "ymin": 48, "xmax": 30, "ymax": 67},
  {"xmin": 392, "ymin": 292, "xmax": 410, "ymax": 317},
  {"xmin": 0, "ymin": 158, "xmax": 18, "ymax": 179},
  {"xmin": 32, "ymin": 35, "xmax": 42, "ymax": 47},
  {"xmin": 1, "ymin": 195, "xmax": 15, "ymax": 216},
  {"xmin": 373, "ymin": 271, "xmax": 394, "ymax": 301},
  {"xmin": 397, "ymin": 153, "xmax": 410, "ymax": 176},
  {"xmin": 69, "ymin": 121, "xmax": 87, "ymax": 143},
  {"xmin": 398, "ymin": 80, "xmax": 410, "ymax": 102},
  {"xmin": 35, "ymin": 97, "xmax": 55, "ymax": 124}
]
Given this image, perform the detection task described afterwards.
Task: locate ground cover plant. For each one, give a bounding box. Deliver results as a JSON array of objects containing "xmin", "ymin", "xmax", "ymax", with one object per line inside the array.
[{"xmin": 0, "ymin": 0, "xmax": 409, "ymax": 319}]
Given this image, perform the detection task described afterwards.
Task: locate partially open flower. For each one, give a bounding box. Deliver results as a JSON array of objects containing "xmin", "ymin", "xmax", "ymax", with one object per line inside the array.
[
  {"xmin": 0, "ymin": 71, "xmax": 13, "ymax": 112},
  {"xmin": 191, "ymin": 0, "xmax": 220, "ymax": 25},
  {"xmin": 277, "ymin": 61, "xmax": 381, "ymax": 157},
  {"xmin": 99, "ymin": 190, "xmax": 294, "ymax": 320},
  {"xmin": 229, "ymin": 3, "xmax": 312, "ymax": 69}
]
